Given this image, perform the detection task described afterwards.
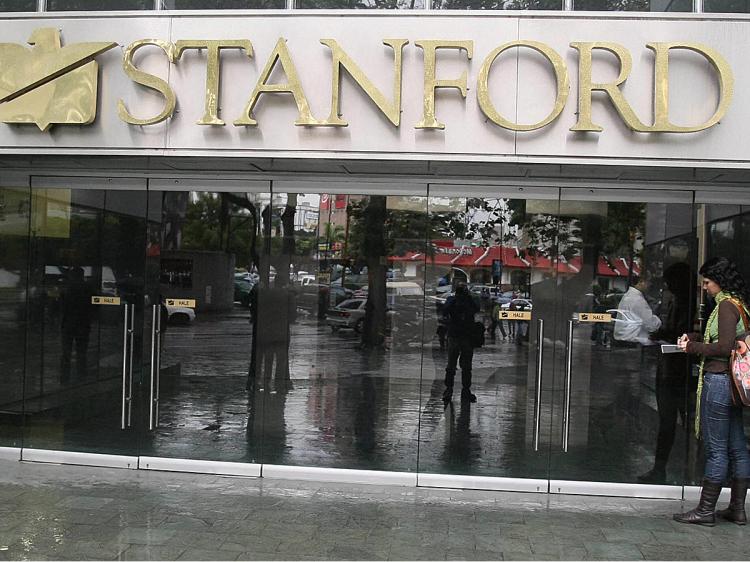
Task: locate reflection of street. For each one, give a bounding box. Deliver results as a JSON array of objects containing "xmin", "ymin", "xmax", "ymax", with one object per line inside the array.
[
  {"xmin": 119, "ymin": 311, "xmax": 675, "ymax": 480},
  {"xmin": 3, "ymin": 302, "xmax": 679, "ymax": 481}
]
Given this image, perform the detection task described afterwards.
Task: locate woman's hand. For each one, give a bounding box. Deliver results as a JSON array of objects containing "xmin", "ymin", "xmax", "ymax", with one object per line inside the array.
[{"xmin": 677, "ymin": 333, "xmax": 690, "ymax": 352}]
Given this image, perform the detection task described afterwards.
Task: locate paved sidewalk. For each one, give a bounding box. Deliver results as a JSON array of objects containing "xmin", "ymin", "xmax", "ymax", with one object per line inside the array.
[{"xmin": 0, "ymin": 460, "xmax": 748, "ymax": 561}]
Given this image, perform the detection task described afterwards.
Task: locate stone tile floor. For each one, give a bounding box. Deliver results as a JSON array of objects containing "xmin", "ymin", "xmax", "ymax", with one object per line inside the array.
[{"xmin": 0, "ymin": 460, "xmax": 748, "ymax": 561}]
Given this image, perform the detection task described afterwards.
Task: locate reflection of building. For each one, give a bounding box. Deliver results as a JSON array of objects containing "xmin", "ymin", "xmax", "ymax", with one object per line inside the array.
[{"xmin": 294, "ymin": 202, "xmax": 319, "ymax": 232}]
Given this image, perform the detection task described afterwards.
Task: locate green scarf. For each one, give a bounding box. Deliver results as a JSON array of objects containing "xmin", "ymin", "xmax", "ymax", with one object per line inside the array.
[{"xmin": 694, "ymin": 290, "xmax": 748, "ymax": 438}]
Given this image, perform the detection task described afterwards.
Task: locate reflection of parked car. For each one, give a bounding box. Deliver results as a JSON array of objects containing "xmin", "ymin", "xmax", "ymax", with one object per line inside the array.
[
  {"xmin": 326, "ymin": 298, "xmax": 399, "ymax": 334},
  {"xmin": 166, "ymin": 304, "xmax": 195, "ymax": 325},
  {"xmin": 326, "ymin": 298, "xmax": 368, "ymax": 332},
  {"xmin": 501, "ymin": 298, "xmax": 533, "ymax": 310}
]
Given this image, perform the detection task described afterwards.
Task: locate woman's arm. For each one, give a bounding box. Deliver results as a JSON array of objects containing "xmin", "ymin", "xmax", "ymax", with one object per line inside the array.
[{"xmin": 685, "ymin": 300, "xmax": 740, "ymax": 357}]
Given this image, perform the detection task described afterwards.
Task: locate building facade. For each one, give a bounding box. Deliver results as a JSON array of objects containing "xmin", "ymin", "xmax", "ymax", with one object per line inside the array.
[{"xmin": 1, "ymin": 1, "xmax": 750, "ymax": 501}]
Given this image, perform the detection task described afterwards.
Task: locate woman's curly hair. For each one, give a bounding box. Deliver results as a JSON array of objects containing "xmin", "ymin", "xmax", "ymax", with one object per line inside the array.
[{"xmin": 700, "ymin": 257, "xmax": 750, "ymax": 305}]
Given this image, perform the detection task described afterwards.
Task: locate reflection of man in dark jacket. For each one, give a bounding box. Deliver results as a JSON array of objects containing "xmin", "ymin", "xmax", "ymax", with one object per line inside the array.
[
  {"xmin": 60, "ymin": 267, "xmax": 92, "ymax": 383},
  {"xmin": 443, "ymin": 283, "xmax": 480, "ymax": 404}
]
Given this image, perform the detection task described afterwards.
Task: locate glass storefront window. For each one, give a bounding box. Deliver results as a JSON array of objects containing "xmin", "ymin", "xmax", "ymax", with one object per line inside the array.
[
  {"xmin": 260, "ymin": 189, "xmax": 428, "ymax": 471},
  {"xmin": 432, "ymin": 0, "xmax": 561, "ymax": 8},
  {"xmin": 47, "ymin": 0, "xmax": 153, "ymax": 9},
  {"xmin": 161, "ymin": 0, "xmax": 286, "ymax": 8},
  {"xmin": 574, "ymin": 0, "xmax": 691, "ymax": 10},
  {"xmin": 704, "ymin": 0, "xmax": 750, "ymax": 11},
  {"xmin": 296, "ymin": 0, "xmax": 424, "ymax": 8},
  {"xmin": 0, "ymin": 0, "xmax": 36, "ymax": 11}
]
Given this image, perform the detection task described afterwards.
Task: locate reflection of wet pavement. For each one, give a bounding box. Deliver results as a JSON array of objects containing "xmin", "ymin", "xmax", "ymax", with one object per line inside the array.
[
  {"xmin": 143, "ymin": 312, "xmax": 689, "ymax": 485},
  {"xmin": 1, "ymin": 308, "xmax": 708, "ymax": 487},
  {"xmin": 3, "ymin": 460, "xmax": 750, "ymax": 561}
]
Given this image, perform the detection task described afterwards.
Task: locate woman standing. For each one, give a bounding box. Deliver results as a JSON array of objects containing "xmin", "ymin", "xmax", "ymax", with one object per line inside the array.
[{"xmin": 675, "ymin": 257, "xmax": 750, "ymax": 526}]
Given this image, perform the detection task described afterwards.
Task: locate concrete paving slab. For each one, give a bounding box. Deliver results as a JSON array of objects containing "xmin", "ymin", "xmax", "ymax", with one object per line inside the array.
[{"xmin": 2, "ymin": 459, "xmax": 750, "ymax": 561}]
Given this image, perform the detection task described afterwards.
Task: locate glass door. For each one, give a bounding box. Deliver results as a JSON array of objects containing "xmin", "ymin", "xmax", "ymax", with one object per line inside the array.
[
  {"xmin": 21, "ymin": 177, "xmax": 148, "ymax": 467},
  {"xmin": 548, "ymin": 188, "xmax": 695, "ymax": 498},
  {"xmin": 416, "ymin": 185, "xmax": 561, "ymax": 491},
  {"xmin": 137, "ymin": 179, "xmax": 271, "ymax": 474},
  {"xmin": 261, "ymin": 181, "xmax": 429, "ymax": 476},
  {"xmin": 0, "ymin": 179, "xmax": 31, "ymax": 456}
]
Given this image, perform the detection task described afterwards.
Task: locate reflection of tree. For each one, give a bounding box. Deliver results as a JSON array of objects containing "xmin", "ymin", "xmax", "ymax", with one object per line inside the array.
[
  {"xmin": 180, "ymin": 192, "xmax": 264, "ymax": 274},
  {"xmin": 346, "ymin": 196, "xmax": 436, "ymax": 347},
  {"xmin": 600, "ymin": 202, "xmax": 645, "ymax": 286}
]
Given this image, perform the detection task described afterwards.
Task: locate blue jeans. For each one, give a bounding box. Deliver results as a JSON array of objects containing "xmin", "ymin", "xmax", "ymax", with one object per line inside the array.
[{"xmin": 701, "ymin": 372, "xmax": 750, "ymax": 483}]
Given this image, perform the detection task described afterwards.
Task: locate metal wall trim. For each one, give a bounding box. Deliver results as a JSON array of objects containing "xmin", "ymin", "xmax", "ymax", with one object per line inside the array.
[
  {"xmin": 560, "ymin": 187, "xmax": 693, "ymax": 204},
  {"xmin": 21, "ymin": 449, "xmax": 138, "ymax": 469},
  {"xmin": 139, "ymin": 456, "xmax": 261, "ymax": 477},
  {"xmin": 5, "ymin": 165, "xmax": 748, "ymax": 193},
  {"xmin": 0, "ymin": 447, "xmax": 21, "ymax": 461},
  {"xmin": 417, "ymin": 473, "xmax": 548, "ymax": 493},
  {"xmin": 262, "ymin": 464, "xmax": 417, "ymax": 486},
  {"xmin": 30, "ymin": 176, "xmax": 147, "ymax": 191},
  {"xmin": 148, "ymin": 178, "xmax": 271, "ymax": 193},
  {"xmin": 0, "ymin": 172, "xmax": 30, "ymax": 187},
  {"xmin": 695, "ymin": 190, "xmax": 750, "ymax": 205},
  {"xmin": 428, "ymin": 184, "xmax": 559, "ymax": 201},
  {"xmin": 549, "ymin": 480, "xmax": 683, "ymax": 499},
  {"xmin": 272, "ymin": 180, "xmax": 428, "ymax": 197}
]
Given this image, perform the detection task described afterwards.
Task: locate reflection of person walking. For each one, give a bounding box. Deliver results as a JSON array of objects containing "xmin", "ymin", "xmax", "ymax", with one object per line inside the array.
[
  {"xmin": 443, "ymin": 283, "xmax": 480, "ymax": 404},
  {"xmin": 674, "ymin": 257, "xmax": 750, "ymax": 526},
  {"xmin": 60, "ymin": 267, "xmax": 92, "ymax": 384}
]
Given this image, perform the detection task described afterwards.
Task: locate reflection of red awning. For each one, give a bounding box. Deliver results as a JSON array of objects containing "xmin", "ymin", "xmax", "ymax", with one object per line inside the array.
[
  {"xmin": 596, "ymin": 256, "xmax": 641, "ymax": 277},
  {"xmin": 390, "ymin": 242, "xmax": 639, "ymax": 276}
]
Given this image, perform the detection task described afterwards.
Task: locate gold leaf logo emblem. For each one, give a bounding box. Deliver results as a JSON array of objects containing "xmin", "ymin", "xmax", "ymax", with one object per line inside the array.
[{"xmin": 0, "ymin": 28, "xmax": 117, "ymax": 131}]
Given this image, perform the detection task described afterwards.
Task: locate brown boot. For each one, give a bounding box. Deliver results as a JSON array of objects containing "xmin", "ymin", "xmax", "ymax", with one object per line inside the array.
[
  {"xmin": 716, "ymin": 478, "xmax": 748, "ymax": 525},
  {"xmin": 673, "ymin": 479, "xmax": 722, "ymax": 526}
]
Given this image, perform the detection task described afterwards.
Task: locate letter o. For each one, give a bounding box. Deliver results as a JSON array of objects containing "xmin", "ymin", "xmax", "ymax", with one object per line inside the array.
[{"xmin": 478, "ymin": 40, "xmax": 569, "ymax": 132}]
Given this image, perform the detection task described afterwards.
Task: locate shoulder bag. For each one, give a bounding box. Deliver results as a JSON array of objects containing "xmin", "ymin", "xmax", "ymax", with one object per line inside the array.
[{"xmin": 728, "ymin": 299, "xmax": 750, "ymax": 407}]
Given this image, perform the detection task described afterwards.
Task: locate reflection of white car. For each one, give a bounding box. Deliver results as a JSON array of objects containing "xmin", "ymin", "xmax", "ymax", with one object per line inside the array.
[
  {"xmin": 326, "ymin": 298, "xmax": 396, "ymax": 333},
  {"xmin": 500, "ymin": 298, "xmax": 533, "ymax": 310},
  {"xmin": 326, "ymin": 298, "xmax": 367, "ymax": 332},
  {"xmin": 166, "ymin": 304, "xmax": 195, "ymax": 325}
]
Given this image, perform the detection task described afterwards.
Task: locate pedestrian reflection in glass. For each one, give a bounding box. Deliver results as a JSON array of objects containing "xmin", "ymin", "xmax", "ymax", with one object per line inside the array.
[
  {"xmin": 59, "ymin": 266, "xmax": 92, "ymax": 384},
  {"xmin": 442, "ymin": 282, "xmax": 480, "ymax": 404}
]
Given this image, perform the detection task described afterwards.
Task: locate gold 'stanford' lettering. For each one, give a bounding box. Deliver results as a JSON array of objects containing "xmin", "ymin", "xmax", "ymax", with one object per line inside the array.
[
  {"xmin": 234, "ymin": 38, "xmax": 322, "ymax": 127},
  {"xmin": 647, "ymin": 42, "xmax": 734, "ymax": 133},
  {"xmin": 414, "ymin": 40, "xmax": 474, "ymax": 130},
  {"xmin": 174, "ymin": 40, "xmax": 254, "ymax": 126},
  {"xmin": 105, "ymin": 35, "xmax": 735, "ymax": 135},
  {"xmin": 478, "ymin": 40, "xmax": 569, "ymax": 132},
  {"xmin": 118, "ymin": 39, "xmax": 177, "ymax": 126},
  {"xmin": 570, "ymin": 42, "xmax": 651, "ymax": 133},
  {"xmin": 319, "ymin": 38, "xmax": 408, "ymax": 127}
]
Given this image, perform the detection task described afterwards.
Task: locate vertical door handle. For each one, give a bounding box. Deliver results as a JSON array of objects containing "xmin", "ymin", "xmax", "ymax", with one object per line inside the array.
[
  {"xmin": 126, "ymin": 303, "xmax": 135, "ymax": 428},
  {"xmin": 533, "ymin": 318, "xmax": 545, "ymax": 452},
  {"xmin": 562, "ymin": 319, "xmax": 574, "ymax": 452},
  {"xmin": 120, "ymin": 303, "xmax": 130, "ymax": 430},
  {"xmin": 120, "ymin": 303, "xmax": 135, "ymax": 429},
  {"xmin": 149, "ymin": 304, "xmax": 162, "ymax": 430}
]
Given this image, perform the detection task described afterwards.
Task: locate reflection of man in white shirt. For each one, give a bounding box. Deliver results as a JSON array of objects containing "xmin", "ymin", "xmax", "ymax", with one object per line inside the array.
[{"xmin": 613, "ymin": 279, "xmax": 662, "ymax": 345}]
